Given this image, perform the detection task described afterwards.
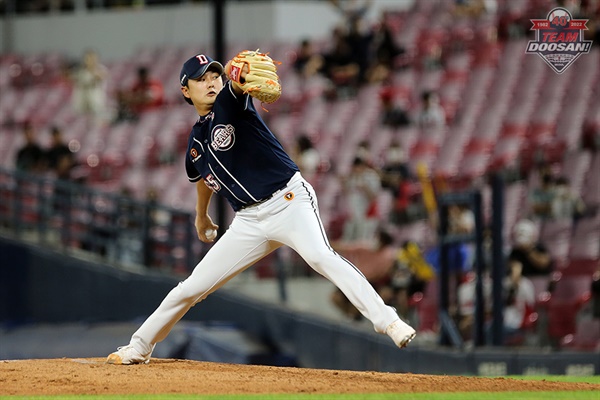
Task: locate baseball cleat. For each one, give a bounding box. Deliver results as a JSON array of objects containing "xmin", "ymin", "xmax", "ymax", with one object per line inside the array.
[
  {"xmin": 106, "ymin": 344, "xmax": 150, "ymax": 365},
  {"xmin": 385, "ymin": 319, "xmax": 416, "ymax": 348}
]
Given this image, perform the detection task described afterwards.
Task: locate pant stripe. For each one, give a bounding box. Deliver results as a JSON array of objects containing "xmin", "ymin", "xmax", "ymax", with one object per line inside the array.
[{"xmin": 300, "ymin": 181, "xmax": 368, "ymax": 281}]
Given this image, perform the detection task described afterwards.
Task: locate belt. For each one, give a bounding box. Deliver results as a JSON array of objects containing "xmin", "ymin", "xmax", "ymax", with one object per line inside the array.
[{"xmin": 239, "ymin": 186, "xmax": 286, "ymax": 211}]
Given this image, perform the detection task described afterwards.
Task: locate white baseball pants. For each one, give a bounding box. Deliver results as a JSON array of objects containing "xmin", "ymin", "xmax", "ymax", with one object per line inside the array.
[{"xmin": 130, "ymin": 172, "xmax": 399, "ymax": 355}]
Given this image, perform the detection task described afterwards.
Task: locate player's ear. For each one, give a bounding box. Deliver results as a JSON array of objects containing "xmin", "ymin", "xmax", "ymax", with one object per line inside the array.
[
  {"xmin": 181, "ymin": 86, "xmax": 193, "ymax": 105},
  {"xmin": 181, "ymin": 85, "xmax": 190, "ymax": 98}
]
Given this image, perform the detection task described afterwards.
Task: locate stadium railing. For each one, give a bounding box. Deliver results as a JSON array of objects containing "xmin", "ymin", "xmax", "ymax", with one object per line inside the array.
[{"xmin": 0, "ymin": 167, "xmax": 207, "ymax": 274}]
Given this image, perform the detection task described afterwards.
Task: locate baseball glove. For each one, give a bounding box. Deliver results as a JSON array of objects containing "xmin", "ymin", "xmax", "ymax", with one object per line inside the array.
[{"xmin": 226, "ymin": 49, "xmax": 282, "ymax": 104}]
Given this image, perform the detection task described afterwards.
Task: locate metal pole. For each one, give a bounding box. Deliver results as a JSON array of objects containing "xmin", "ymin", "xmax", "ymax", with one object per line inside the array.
[
  {"xmin": 473, "ymin": 191, "xmax": 486, "ymax": 347},
  {"xmin": 212, "ymin": 0, "xmax": 227, "ymax": 238},
  {"xmin": 491, "ymin": 174, "xmax": 505, "ymax": 346},
  {"xmin": 438, "ymin": 204, "xmax": 451, "ymax": 346}
]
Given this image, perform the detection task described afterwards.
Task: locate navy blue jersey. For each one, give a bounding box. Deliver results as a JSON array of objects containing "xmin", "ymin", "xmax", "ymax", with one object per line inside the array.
[{"xmin": 185, "ymin": 81, "xmax": 299, "ymax": 211}]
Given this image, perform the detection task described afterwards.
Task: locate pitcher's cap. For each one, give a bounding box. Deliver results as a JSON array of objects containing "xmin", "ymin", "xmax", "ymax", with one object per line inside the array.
[{"xmin": 180, "ymin": 54, "xmax": 224, "ymax": 86}]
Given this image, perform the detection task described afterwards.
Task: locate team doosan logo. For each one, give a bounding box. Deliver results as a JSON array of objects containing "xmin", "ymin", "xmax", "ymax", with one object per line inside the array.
[
  {"xmin": 211, "ymin": 124, "xmax": 235, "ymax": 151},
  {"xmin": 526, "ymin": 7, "xmax": 593, "ymax": 74}
]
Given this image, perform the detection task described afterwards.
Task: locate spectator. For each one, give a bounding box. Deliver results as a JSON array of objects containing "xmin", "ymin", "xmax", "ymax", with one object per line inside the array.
[
  {"xmin": 345, "ymin": 11, "xmax": 373, "ymax": 84},
  {"xmin": 508, "ymin": 219, "xmax": 553, "ymax": 278},
  {"xmin": 321, "ymin": 27, "xmax": 361, "ymax": 100},
  {"xmin": 382, "ymin": 240, "xmax": 435, "ymax": 319},
  {"xmin": 425, "ymin": 204, "xmax": 475, "ymax": 321},
  {"xmin": 15, "ymin": 123, "xmax": 45, "ymax": 172},
  {"xmin": 293, "ymin": 39, "xmax": 324, "ymax": 79},
  {"xmin": 551, "ymin": 176, "xmax": 586, "ymax": 220},
  {"xmin": 457, "ymin": 271, "xmax": 492, "ymax": 342},
  {"xmin": 329, "ymin": 0, "xmax": 374, "ymax": 84},
  {"xmin": 115, "ymin": 66, "xmax": 165, "ymax": 122},
  {"xmin": 449, "ymin": 204, "xmax": 475, "ymax": 237},
  {"xmin": 329, "ymin": 0, "xmax": 372, "ymax": 25},
  {"xmin": 355, "ymin": 139, "xmax": 373, "ymax": 165},
  {"xmin": 529, "ymin": 172, "xmax": 556, "ymax": 219},
  {"xmin": 499, "ymin": 258, "xmax": 536, "ymax": 344},
  {"xmin": 582, "ymin": 120, "xmax": 600, "ymax": 151},
  {"xmin": 379, "ymin": 85, "xmax": 410, "ymax": 128},
  {"xmin": 424, "ymin": 240, "xmax": 472, "ymax": 282},
  {"xmin": 392, "ymin": 176, "xmax": 414, "ymax": 226},
  {"xmin": 341, "ymin": 156, "xmax": 381, "ymax": 242},
  {"xmin": 452, "ymin": 0, "xmax": 492, "ymax": 19},
  {"xmin": 453, "ymin": 204, "xmax": 476, "ymax": 270},
  {"xmin": 421, "ymin": 40, "xmax": 444, "ymax": 70},
  {"xmin": 49, "ymin": 148, "xmax": 76, "ymax": 216},
  {"xmin": 46, "ymin": 126, "xmax": 74, "ymax": 178},
  {"xmin": 292, "ymin": 134, "xmax": 321, "ymax": 183},
  {"xmin": 380, "ymin": 140, "xmax": 411, "ymax": 224},
  {"xmin": 428, "ymin": 204, "xmax": 475, "ymax": 276},
  {"xmin": 71, "ymin": 49, "xmax": 109, "ymax": 124},
  {"xmin": 367, "ymin": 12, "xmax": 405, "ymax": 83},
  {"xmin": 331, "ymin": 228, "xmax": 397, "ymax": 321},
  {"xmin": 418, "ymin": 90, "xmax": 445, "ymax": 131},
  {"xmin": 380, "ymin": 140, "xmax": 409, "ymax": 188}
]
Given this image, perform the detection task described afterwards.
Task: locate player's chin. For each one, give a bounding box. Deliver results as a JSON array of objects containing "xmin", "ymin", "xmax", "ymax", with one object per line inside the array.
[{"xmin": 203, "ymin": 96, "xmax": 217, "ymax": 106}]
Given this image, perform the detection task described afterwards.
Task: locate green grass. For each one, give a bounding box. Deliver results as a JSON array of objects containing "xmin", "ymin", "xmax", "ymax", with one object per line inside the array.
[
  {"xmin": 506, "ymin": 375, "xmax": 600, "ymax": 384},
  {"xmin": 2, "ymin": 376, "xmax": 598, "ymax": 400}
]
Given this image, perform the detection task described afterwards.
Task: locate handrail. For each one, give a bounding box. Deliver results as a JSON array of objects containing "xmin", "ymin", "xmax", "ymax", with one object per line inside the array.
[{"xmin": 0, "ymin": 167, "xmax": 208, "ymax": 274}]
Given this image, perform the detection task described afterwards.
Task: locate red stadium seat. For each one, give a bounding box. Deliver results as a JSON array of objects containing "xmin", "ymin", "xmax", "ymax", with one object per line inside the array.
[
  {"xmin": 561, "ymin": 318, "xmax": 600, "ymax": 351},
  {"xmin": 569, "ymin": 214, "xmax": 600, "ymax": 260},
  {"xmin": 410, "ymin": 277, "xmax": 439, "ymax": 333},
  {"xmin": 542, "ymin": 275, "xmax": 593, "ymax": 345},
  {"xmin": 562, "ymin": 259, "xmax": 600, "ymax": 277},
  {"xmin": 539, "ymin": 219, "xmax": 573, "ymax": 266}
]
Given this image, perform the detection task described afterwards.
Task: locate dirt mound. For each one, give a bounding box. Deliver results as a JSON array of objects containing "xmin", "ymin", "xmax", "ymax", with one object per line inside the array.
[{"xmin": 1, "ymin": 358, "xmax": 598, "ymax": 396}]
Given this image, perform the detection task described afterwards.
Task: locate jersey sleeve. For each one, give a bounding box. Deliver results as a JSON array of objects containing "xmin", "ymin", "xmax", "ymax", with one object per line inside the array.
[
  {"xmin": 222, "ymin": 81, "xmax": 252, "ymax": 111},
  {"xmin": 185, "ymin": 155, "xmax": 202, "ymax": 182}
]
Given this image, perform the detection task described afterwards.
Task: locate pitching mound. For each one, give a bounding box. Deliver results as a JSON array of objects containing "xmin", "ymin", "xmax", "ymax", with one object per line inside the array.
[{"xmin": 1, "ymin": 358, "xmax": 598, "ymax": 396}]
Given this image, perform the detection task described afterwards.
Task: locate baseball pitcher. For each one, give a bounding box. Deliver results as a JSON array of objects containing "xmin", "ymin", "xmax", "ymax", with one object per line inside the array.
[{"xmin": 107, "ymin": 50, "xmax": 415, "ymax": 365}]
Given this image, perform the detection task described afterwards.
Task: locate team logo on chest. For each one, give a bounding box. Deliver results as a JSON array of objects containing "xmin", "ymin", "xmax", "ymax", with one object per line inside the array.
[{"xmin": 211, "ymin": 124, "xmax": 235, "ymax": 151}]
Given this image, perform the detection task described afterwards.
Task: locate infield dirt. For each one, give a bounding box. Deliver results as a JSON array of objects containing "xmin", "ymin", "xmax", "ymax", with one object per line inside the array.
[{"xmin": 1, "ymin": 358, "xmax": 599, "ymax": 396}]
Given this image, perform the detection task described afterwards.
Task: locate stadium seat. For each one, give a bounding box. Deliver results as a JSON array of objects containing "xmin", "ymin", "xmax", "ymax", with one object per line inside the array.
[
  {"xmin": 560, "ymin": 150, "xmax": 592, "ymax": 194},
  {"xmin": 529, "ymin": 275, "xmax": 551, "ymax": 304},
  {"xmin": 410, "ymin": 277, "xmax": 439, "ymax": 334},
  {"xmin": 539, "ymin": 219, "xmax": 573, "ymax": 266},
  {"xmin": 488, "ymin": 135, "xmax": 523, "ymax": 172},
  {"xmin": 542, "ymin": 275, "xmax": 593, "ymax": 346},
  {"xmin": 581, "ymin": 153, "xmax": 600, "ymax": 209},
  {"xmin": 569, "ymin": 214, "xmax": 600, "ymax": 260},
  {"xmin": 562, "ymin": 259, "xmax": 599, "ymax": 277},
  {"xmin": 560, "ymin": 318, "xmax": 600, "ymax": 351}
]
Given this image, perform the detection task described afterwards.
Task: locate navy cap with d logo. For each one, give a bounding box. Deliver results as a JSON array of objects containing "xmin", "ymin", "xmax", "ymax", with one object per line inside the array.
[{"xmin": 179, "ymin": 54, "xmax": 224, "ymax": 87}]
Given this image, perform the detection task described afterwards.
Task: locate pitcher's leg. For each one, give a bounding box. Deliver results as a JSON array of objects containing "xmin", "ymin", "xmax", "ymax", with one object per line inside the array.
[
  {"xmin": 130, "ymin": 221, "xmax": 278, "ymax": 355},
  {"xmin": 271, "ymin": 182, "xmax": 399, "ymax": 333},
  {"xmin": 298, "ymin": 241, "xmax": 399, "ymax": 333}
]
